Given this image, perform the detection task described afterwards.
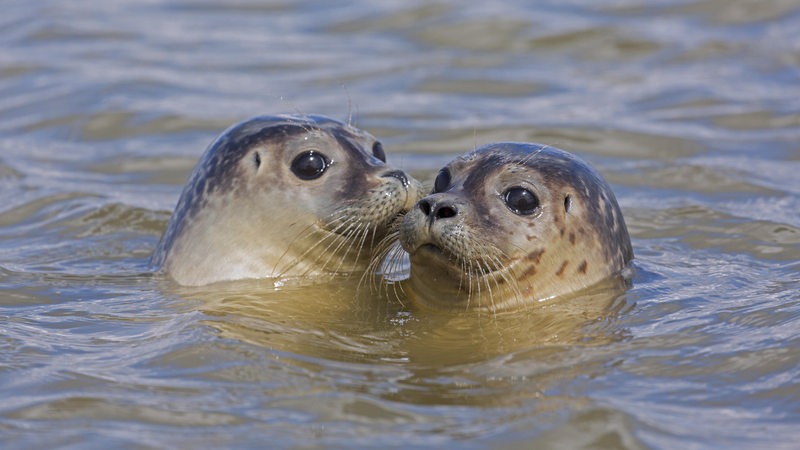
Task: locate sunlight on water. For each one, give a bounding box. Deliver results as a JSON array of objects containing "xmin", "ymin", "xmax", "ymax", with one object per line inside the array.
[{"xmin": 1, "ymin": 0, "xmax": 798, "ymax": 448}]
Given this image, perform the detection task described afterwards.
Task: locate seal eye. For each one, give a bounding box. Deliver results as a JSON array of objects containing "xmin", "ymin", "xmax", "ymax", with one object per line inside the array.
[
  {"xmin": 503, "ymin": 187, "xmax": 539, "ymax": 215},
  {"xmin": 372, "ymin": 142, "xmax": 386, "ymax": 163},
  {"xmin": 432, "ymin": 168, "xmax": 451, "ymax": 193},
  {"xmin": 291, "ymin": 151, "xmax": 330, "ymax": 180}
]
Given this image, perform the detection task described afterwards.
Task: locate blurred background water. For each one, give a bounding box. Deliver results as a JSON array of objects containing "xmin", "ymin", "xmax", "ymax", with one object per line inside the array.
[{"xmin": 1, "ymin": 0, "xmax": 799, "ymax": 448}]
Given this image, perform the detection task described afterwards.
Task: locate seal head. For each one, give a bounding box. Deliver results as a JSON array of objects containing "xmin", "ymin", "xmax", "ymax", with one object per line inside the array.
[
  {"xmin": 152, "ymin": 114, "xmax": 423, "ymax": 286},
  {"xmin": 398, "ymin": 142, "xmax": 632, "ymax": 311}
]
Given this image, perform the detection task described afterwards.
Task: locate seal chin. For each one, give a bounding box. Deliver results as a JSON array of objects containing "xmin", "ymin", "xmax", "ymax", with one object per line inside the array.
[
  {"xmin": 408, "ymin": 242, "xmax": 483, "ymax": 283},
  {"xmin": 412, "ymin": 243, "xmax": 453, "ymax": 264}
]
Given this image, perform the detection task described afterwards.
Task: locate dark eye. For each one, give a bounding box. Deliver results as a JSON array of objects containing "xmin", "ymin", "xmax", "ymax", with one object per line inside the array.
[
  {"xmin": 291, "ymin": 151, "xmax": 330, "ymax": 180},
  {"xmin": 432, "ymin": 168, "xmax": 451, "ymax": 193},
  {"xmin": 372, "ymin": 142, "xmax": 386, "ymax": 163},
  {"xmin": 503, "ymin": 187, "xmax": 539, "ymax": 215}
]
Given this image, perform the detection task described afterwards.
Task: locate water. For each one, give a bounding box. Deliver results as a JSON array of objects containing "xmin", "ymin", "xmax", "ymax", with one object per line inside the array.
[{"xmin": 1, "ymin": 0, "xmax": 799, "ymax": 448}]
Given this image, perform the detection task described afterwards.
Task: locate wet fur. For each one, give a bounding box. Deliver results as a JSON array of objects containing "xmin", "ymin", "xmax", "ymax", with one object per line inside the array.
[
  {"xmin": 387, "ymin": 142, "xmax": 633, "ymax": 312},
  {"xmin": 152, "ymin": 114, "xmax": 422, "ymax": 286}
]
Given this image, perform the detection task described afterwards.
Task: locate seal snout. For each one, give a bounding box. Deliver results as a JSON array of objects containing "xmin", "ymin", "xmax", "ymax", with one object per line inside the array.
[
  {"xmin": 399, "ymin": 194, "xmax": 460, "ymax": 257},
  {"xmin": 418, "ymin": 196, "xmax": 458, "ymax": 225},
  {"xmin": 380, "ymin": 169, "xmax": 425, "ymax": 211}
]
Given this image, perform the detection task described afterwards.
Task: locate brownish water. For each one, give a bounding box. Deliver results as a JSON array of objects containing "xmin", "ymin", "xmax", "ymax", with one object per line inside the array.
[{"xmin": 1, "ymin": 1, "xmax": 799, "ymax": 448}]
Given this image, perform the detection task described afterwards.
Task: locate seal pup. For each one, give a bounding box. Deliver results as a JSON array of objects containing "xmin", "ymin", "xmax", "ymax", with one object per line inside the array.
[
  {"xmin": 151, "ymin": 114, "xmax": 423, "ymax": 286},
  {"xmin": 395, "ymin": 142, "xmax": 633, "ymax": 312}
]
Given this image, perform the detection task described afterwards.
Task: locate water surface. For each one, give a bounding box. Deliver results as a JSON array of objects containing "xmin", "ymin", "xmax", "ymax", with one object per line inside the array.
[{"xmin": 1, "ymin": 1, "xmax": 799, "ymax": 448}]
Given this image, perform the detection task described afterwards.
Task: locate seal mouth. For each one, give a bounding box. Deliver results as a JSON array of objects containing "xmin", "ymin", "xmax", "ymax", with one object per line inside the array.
[
  {"xmin": 411, "ymin": 242, "xmax": 458, "ymax": 266},
  {"xmin": 418, "ymin": 243, "xmax": 444, "ymax": 255}
]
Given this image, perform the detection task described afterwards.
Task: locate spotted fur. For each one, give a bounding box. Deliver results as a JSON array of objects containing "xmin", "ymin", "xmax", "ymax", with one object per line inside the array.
[{"xmin": 392, "ymin": 142, "xmax": 633, "ymax": 311}]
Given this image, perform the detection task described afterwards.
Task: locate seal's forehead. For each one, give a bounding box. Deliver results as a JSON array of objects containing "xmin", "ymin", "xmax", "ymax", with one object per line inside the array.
[
  {"xmin": 195, "ymin": 114, "xmax": 381, "ymax": 194},
  {"xmin": 460, "ymin": 142, "xmax": 581, "ymax": 168},
  {"xmin": 223, "ymin": 114, "xmax": 375, "ymax": 149},
  {"xmin": 455, "ymin": 142, "xmax": 604, "ymax": 195},
  {"xmin": 207, "ymin": 114, "xmax": 374, "ymax": 161},
  {"xmin": 224, "ymin": 114, "xmax": 339, "ymax": 143}
]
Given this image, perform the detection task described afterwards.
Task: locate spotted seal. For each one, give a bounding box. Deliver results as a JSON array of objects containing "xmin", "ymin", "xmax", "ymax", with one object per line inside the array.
[
  {"xmin": 151, "ymin": 114, "xmax": 423, "ymax": 286},
  {"xmin": 396, "ymin": 142, "xmax": 633, "ymax": 311}
]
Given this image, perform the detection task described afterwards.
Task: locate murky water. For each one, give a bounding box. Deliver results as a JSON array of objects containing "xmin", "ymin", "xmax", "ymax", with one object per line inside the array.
[{"xmin": 1, "ymin": 1, "xmax": 799, "ymax": 448}]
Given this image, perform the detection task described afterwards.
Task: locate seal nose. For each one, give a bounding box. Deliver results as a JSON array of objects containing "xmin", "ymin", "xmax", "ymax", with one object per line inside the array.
[
  {"xmin": 418, "ymin": 198, "xmax": 458, "ymax": 220},
  {"xmin": 382, "ymin": 169, "xmax": 409, "ymax": 188}
]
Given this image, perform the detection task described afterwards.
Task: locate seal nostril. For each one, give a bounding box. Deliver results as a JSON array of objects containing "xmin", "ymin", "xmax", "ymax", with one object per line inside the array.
[
  {"xmin": 419, "ymin": 199, "xmax": 432, "ymax": 216},
  {"xmin": 382, "ymin": 170, "xmax": 409, "ymax": 187},
  {"xmin": 434, "ymin": 205, "xmax": 457, "ymax": 219}
]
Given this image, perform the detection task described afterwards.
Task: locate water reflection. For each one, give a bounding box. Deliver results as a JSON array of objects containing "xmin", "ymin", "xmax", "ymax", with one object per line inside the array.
[{"xmin": 191, "ymin": 272, "xmax": 632, "ymax": 372}]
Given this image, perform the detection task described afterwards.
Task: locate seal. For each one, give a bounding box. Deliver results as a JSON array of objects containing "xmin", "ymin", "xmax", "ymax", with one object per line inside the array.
[
  {"xmin": 396, "ymin": 142, "xmax": 633, "ymax": 312},
  {"xmin": 151, "ymin": 114, "xmax": 423, "ymax": 286}
]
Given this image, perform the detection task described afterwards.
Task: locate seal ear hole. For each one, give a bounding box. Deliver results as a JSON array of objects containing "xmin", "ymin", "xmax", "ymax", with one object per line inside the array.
[
  {"xmin": 432, "ymin": 168, "xmax": 451, "ymax": 194},
  {"xmin": 372, "ymin": 142, "xmax": 386, "ymax": 163},
  {"xmin": 503, "ymin": 187, "xmax": 540, "ymax": 216},
  {"xmin": 291, "ymin": 151, "xmax": 330, "ymax": 180},
  {"xmin": 253, "ymin": 152, "xmax": 262, "ymax": 170},
  {"xmin": 564, "ymin": 194, "xmax": 572, "ymax": 213}
]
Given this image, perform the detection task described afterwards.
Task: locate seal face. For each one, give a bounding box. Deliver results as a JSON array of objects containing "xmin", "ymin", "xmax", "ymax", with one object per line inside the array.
[
  {"xmin": 151, "ymin": 114, "xmax": 423, "ymax": 286},
  {"xmin": 398, "ymin": 142, "xmax": 633, "ymax": 311}
]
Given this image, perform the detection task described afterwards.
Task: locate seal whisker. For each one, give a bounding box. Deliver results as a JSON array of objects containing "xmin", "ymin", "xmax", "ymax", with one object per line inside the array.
[
  {"xmin": 479, "ymin": 262, "xmax": 499, "ymax": 322},
  {"xmin": 318, "ymin": 219, "xmax": 367, "ymax": 274},
  {"xmin": 483, "ymin": 256, "xmax": 512, "ymax": 316},
  {"xmin": 387, "ymin": 243, "xmax": 408, "ymax": 279},
  {"xmin": 272, "ymin": 207, "xmax": 364, "ymax": 275},
  {"xmin": 359, "ymin": 224, "xmax": 408, "ymax": 304},
  {"xmin": 276, "ymin": 211, "xmax": 364, "ymax": 277},
  {"xmin": 489, "ymin": 255, "xmax": 523, "ymax": 307},
  {"xmin": 360, "ymin": 245, "xmax": 388, "ymax": 293},
  {"xmin": 466, "ymin": 257, "xmax": 480, "ymax": 312},
  {"xmin": 369, "ymin": 235, "xmax": 404, "ymax": 290},
  {"xmin": 275, "ymin": 217, "xmax": 350, "ymax": 276},
  {"xmin": 273, "ymin": 224, "xmax": 334, "ymax": 276},
  {"xmin": 383, "ymin": 249, "xmax": 408, "ymax": 300},
  {"xmin": 476, "ymin": 258, "xmax": 497, "ymax": 314},
  {"xmin": 392, "ymin": 282, "xmax": 406, "ymax": 307},
  {"xmin": 341, "ymin": 221, "xmax": 372, "ymax": 273},
  {"xmin": 384, "ymin": 243, "xmax": 409, "ymax": 307},
  {"xmin": 360, "ymin": 212, "xmax": 412, "ymax": 295},
  {"xmin": 361, "ymin": 233, "xmax": 392, "ymax": 291},
  {"xmin": 358, "ymin": 220, "xmax": 380, "ymax": 266}
]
